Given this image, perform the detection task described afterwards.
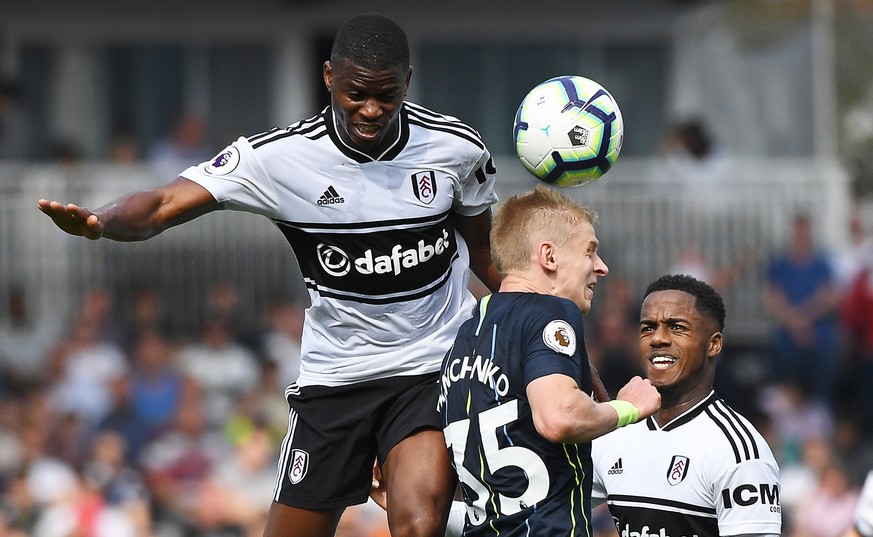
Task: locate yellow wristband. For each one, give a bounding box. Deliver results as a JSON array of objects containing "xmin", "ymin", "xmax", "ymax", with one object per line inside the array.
[{"xmin": 606, "ymin": 400, "xmax": 640, "ymax": 428}]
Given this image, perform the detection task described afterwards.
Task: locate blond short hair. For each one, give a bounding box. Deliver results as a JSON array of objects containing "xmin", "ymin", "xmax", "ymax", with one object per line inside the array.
[{"xmin": 490, "ymin": 184, "xmax": 598, "ymax": 276}]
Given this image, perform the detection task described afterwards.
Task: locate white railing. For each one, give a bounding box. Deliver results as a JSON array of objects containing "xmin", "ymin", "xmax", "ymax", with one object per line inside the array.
[{"xmin": 0, "ymin": 156, "xmax": 853, "ymax": 343}]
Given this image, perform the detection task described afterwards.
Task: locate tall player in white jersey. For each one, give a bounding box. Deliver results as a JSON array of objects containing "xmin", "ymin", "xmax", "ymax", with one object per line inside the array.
[
  {"xmin": 37, "ymin": 13, "xmax": 502, "ymax": 537},
  {"xmin": 592, "ymin": 274, "xmax": 782, "ymax": 537}
]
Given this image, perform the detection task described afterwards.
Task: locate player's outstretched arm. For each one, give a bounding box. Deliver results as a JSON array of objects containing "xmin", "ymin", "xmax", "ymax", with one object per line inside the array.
[
  {"xmin": 528, "ymin": 374, "xmax": 659, "ymax": 444},
  {"xmin": 37, "ymin": 177, "xmax": 219, "ymax": 242}
]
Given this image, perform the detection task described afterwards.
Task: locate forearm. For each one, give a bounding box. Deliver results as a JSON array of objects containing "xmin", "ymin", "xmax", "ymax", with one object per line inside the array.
[
  {"xmin": 96, "ymin": 178, "xmax": 218, "ymax": 241},
  {"xmin": 545, "ymin": 400, "xmax": 628, "ymax": 444},
  {"xmin": 529, "ymin": 379, "xmax": 625, "ymax": 444},
  {"xmin": 469, "ymin": 250, "xmax": 502, "ymax": 292},
  {"xmin": 96, "ymin": 190, "xmax": 170, "ymax": 241}
]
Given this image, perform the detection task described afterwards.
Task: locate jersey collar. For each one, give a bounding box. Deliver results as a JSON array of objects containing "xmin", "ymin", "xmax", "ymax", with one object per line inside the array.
[
  {"xmin": 324, "ymin": 103, "xmax": 410, "ymax": 163},
  {"xmin": 646, "ymin": 390, "xmax": 718, "ymax": 431}
]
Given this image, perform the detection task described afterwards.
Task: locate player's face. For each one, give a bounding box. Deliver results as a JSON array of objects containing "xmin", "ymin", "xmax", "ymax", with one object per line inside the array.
[
  {"xmin": 555, "ymin": 221, "xmax": 608, "ymax": 314},
  {"xmin": 638, "ymin": 290, "xmax": 721, "ymax": 396},
  {"xmin": 324, "ymin": 59, "xmax": 411, "ymax": 158}
]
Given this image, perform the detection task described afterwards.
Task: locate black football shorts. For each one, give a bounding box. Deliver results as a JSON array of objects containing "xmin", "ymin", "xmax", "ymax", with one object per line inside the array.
[{"xmin": 272, "ymin": 372, "xmax": 441, "ymax": 510}]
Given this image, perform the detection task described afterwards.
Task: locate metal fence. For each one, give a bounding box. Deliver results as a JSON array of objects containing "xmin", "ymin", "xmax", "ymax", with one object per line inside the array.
[{"xmin": 0, "ymin": 156, "xmax": 853, "ymax": 343}]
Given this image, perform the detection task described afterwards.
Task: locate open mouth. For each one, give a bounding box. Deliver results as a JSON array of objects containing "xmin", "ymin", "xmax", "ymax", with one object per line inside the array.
[
  {"xmin": 649, "ymin": 354, "xmax": 677, "ymax": 370},
  {"xmin": 354, "ymin": 123, "xmax": 381, "ymax": 140}
]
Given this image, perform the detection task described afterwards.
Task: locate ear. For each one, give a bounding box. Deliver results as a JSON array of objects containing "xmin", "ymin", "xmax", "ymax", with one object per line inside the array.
[
  {"xmin": 707, "ymin": 331, "xmax": 723, "ymax": 358},
  {"xmin": 404, "ymin": 66, "xmax": 413, "ymax": 95},
  {"xmin": 537, "ymin": 241, "xmax": 557, "ymax": 273},
  {"xmin": 323, "ymin": 61, "xmax": 333, "ymax": 92}
]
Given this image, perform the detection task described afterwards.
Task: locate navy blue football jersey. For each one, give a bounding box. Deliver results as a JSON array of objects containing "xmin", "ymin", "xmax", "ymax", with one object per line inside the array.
[{"xmin": 438, "ymin": 292, "xmax": 595, "ymax": 537}]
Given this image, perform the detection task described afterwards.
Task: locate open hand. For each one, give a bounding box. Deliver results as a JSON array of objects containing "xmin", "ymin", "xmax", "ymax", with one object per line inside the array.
[{"xmin": 37, "ymin": 199, "xmax": 104, "ymax": 240}]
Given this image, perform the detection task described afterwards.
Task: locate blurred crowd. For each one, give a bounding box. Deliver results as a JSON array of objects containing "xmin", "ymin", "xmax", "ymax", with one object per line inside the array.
[
  {"xmin": 2, "ymin": 207, "xmax": 873, "ymax": 536},
  {"xmin": 2, "ymin": 79, "xmax": 873, "ymax": 535}
]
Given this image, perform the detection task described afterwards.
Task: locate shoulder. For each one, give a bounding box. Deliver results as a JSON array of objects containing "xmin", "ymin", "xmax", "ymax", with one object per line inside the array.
[
  {"xmin": 404, "ymin": 101, "xmax": 487, "ymax": 151},
  {"xmin": 697, "ymin": 399, "xmax": 776, "ymax": 466},
  {"xmin": 244, "ymin": 111, "xmax": 330, "ymax": 154},
  {"xmin": 509, "ymin": 294, "xmax": 584, "ymax": 333}
]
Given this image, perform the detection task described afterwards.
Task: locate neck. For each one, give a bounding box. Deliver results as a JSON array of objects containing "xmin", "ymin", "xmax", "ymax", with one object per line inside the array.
[
  {"xmin": 499, "ymin": 274, "xmax": 549, "ymax": 295},
  {"xmin": 654, "ymin": 385, "xmax": 713, "ymax": 427}
]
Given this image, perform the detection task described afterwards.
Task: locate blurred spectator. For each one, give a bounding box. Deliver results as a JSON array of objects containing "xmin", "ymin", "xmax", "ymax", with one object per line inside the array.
[
  {"xmin": 81, "ymin": 430, "xmax": 152, "ymax": 535},
  {"xmin": 0, "ymin": 471, "xmax": 36, "ymax": 536},
  {"xmin": 205, "ymin": 281, "xmax": 260, "ymax": 349},
  {"xmin": 127, "ymin": 329, "xmax": 183, "ymax": 436},
  {"xmin": 48, "ymin": 318, "xmax": 129, "ymax": 430},
  {"xmin": 148, "ymin": 113, "xmax": 213, "ymax": 181},
  {"xmin": 189, "ymin": 421, "xmax": 276, "ymax": 536},
  {"xmin": 118, "ymin": 287, "xmax": 175, "ymax": 354},
  {"xmin": 764, "ymin": 214, "xmax": 841, "ymax": 403},
  {"xmin": 0, "ymin": 286, "xmax": 62, "ymax": 394},
  {"xmin": 839, "ymin": 264, "xmax": 873, "ymax": 432},
  {"xmin": 97, "ymin": 375, "xmax": 154, "ymax": 468},
  {"xmin": 789, "ymin": 456, "xmax": 860, "ymax": 537},
  {"xmin": 77, "ymin": 286, "xmax": 123, "ymax": 345},
  {"xmin": 657, "ymin": 118, "xmax": 731, "ymax": 200},
  {"xmin": 832, "ymin": 210, "xmax": 873, "ymax": 294},
  {"xmin": 45, "ymin": 137, "xmax": 83, "ymax": 165},
  {"xmin": 260, "ymin": 299, "xmax": 305, "ymax": 388},
  {"xmin": 831, "ymin": 414, "xmax": 873, "ymax": 487},
  {"xmin": 97, "ymin": 328, "xmax": 183, "ymax": 465},
  {"xmin": 759, "ymin": 380, "xmax": 834, "ymax": 465},
  {"xmin": 669, "ymin": 244, "xmax": 760, "ymax": 293},
  {"xmin": 107, "ymin": 126, "xmax": 141, "ymax": 164},
  {"xmin": 780, "ymin": 438, "xmax": 836, "ymax": 530},
  {"xmin": 139, "ymin": 388, "xmax": 229, "ymax": 534},
  {"xmin": 177, "ymin": 317, "xmax": 260, "ymax": 428},
  {"xmin": 0, "ymin": 78, "xmax": 34, "ymax": 161}
]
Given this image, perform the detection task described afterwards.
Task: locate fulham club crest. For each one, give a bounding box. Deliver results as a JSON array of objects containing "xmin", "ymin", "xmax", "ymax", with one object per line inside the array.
[
  {"xmin": 667, "ymin": 455, "xmax": 689, "ymax": 486},
  {"xmin": 289, "ymin": 449, "xmax": 309, "ymax": 484},
  {"xmin": 412, "ymin": 171, "xmax": 437, "ymax": 204}
]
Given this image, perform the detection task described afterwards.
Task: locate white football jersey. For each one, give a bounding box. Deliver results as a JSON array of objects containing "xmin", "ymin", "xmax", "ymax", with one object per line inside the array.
[
  {"xmin": 592, "ymin": 392, "xmax": 781, "ymax": 537},
  {"xmin": 181, "ymin": 102, "xmax": 498, "ymax": 387},
  {"xmin": 857, "ymin": 471, "xmax": 873, "ymax": 537}
]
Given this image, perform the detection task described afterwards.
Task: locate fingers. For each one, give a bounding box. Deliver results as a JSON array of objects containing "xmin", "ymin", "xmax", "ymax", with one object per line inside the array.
[{"xmin": 36, "ymin": 199, "xmax": 102, "ymax": 239}]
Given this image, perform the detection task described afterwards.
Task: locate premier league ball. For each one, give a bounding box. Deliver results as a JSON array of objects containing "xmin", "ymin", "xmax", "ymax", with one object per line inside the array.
[{"xmin": 513, "ymin": 75, "xmax": 624, "ymax": 187}]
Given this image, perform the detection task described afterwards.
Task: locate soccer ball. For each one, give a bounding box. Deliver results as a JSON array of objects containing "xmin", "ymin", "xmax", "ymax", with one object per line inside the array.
[{"xmin": 513, "ymin": 75, "xmax": 624, "ymax": 187}]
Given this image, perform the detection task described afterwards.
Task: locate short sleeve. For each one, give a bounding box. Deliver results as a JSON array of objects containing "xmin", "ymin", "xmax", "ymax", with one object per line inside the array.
[
  {"xmin": 453, "ymin": 147, "xmax": 498, "ymax": 217},
  {"xmin": 180, "ymin": 137, "xmax": 280, "ymax": 218},
  {"xmin": 857, "ymin": 471, "xmax": 873, "ymax": 537},
  {"xmin": 521, "ymin": 299, "xmax": 589, "ymax": 388},
  {"xmin": 714, "ymin": 458, "xmax": 782, "ymax": 536}
]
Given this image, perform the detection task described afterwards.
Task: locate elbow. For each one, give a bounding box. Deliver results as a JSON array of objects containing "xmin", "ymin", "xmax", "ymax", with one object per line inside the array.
[{"xmin": 533, "ymin": 413, "xmax": 577, "ymax": 444}]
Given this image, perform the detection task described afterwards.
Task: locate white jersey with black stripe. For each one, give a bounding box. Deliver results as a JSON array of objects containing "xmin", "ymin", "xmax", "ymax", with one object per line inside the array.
[
  {"xmin": 180, "ymin": 101, "xmax": 498, "ymax": 387},
  {"xmin": 592, "ymin": 392, "xmax": 782, "ymax": 537}
]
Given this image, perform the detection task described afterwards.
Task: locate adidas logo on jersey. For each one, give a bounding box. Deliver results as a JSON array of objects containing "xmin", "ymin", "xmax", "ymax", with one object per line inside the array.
[
  {"xmin": 608, "ymin": 458, "xmax": 623, "ymax": 475},
  {"xmin": 317, "ymin": 186, "xmax": 345, "ymax": 205}
]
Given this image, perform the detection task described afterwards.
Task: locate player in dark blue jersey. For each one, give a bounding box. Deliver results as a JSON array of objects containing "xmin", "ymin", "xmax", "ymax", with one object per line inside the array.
[{"xmin": 436, "ymin": 185, "xmax": 661, "ymax": 536}]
